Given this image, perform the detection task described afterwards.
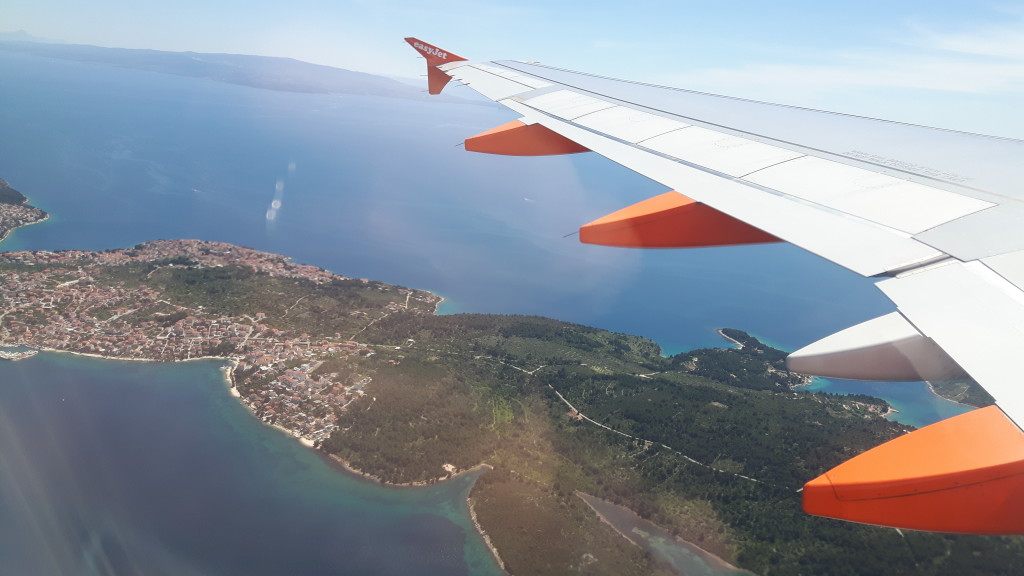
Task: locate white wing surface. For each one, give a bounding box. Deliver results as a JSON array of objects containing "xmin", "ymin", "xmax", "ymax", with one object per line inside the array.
[{"xmin": 406, "ymin": 38, "xmax": 1024, "ymax": 534}]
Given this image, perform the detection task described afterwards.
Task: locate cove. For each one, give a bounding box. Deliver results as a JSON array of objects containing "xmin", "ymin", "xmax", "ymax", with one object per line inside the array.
[{"xmin": 577, "ymin": 493, "xmax": 753, "ymax": 576}]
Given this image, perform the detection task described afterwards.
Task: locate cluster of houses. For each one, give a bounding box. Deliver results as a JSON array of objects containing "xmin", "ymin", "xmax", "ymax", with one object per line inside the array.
[
  {"xmin": 0, "ymin": 239, "xmax": 431, "ymax": 447},
  {"xmin": 1, "ymin": 238, "xmax": 343, "ymax": 284},
  {"xmin": 240, "ymin": 361, "xmax": 370, "ymax": 445},
  {"xmin": 0, "ymin": 202, "xmax": 46, "ymax": 240}
]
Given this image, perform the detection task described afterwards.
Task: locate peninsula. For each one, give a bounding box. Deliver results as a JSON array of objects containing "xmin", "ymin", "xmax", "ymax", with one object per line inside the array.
[
  {"xmin": 0, "ymin": 179, "xmax": 47, "ymax": 242},
  {"xmin": 1, "ymin": 240, "xmax": 1019, "ymax": 576}
]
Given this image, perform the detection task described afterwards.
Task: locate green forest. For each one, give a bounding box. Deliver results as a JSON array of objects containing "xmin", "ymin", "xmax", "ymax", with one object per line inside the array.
[
  {"xmin": 0, "ymin": 179, "xmax": 28, "ymax": 204},
  {"xmin": 320, "ymin": 313, "xmax": 1023, "ymax": 576}
]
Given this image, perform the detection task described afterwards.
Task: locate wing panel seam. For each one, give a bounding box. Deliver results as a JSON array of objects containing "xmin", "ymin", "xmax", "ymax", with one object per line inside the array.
[
  {"xmin": 511, "ymin": 100, "xmax": 919, "ymax": 242},
  {"xmin": 489, "ymin": 61, "xmax": 1011, "ymax": 201}
]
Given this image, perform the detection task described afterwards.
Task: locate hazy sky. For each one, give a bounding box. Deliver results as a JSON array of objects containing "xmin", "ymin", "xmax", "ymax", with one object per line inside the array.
[{"xmin": 6, "ymin": 1, "xmax": 1024, "ymax": 136}]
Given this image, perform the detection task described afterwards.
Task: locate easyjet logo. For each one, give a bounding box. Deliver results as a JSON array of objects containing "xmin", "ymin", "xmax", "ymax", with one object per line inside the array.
[{"xmin": 413, "ymin": 41, "xmax": 449, "ymax": 60}]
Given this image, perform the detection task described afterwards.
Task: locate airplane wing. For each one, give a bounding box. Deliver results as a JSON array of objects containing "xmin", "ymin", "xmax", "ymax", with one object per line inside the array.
[{"xmin": 404, "ymin": 37, "xmax": 1024, "ymax": 534}]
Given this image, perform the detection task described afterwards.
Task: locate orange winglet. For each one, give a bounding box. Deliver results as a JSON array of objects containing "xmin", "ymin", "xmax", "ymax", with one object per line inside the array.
[
  {"xmin": 803, "ymin": 405, "xmax": 1024, "ymax": 534},
  {"xmin": 579, "ymin": 191, "xmax": 780, "ymax": 248},
  {"xmin": 464, "ymin": 120, "xmax": 590, "ymax": 156},
  {"xmin": 404, "ymin": 37, "xmax": 467, "ymax": 95}
]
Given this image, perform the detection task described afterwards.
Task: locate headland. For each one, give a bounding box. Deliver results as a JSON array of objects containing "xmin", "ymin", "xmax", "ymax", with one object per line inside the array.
[{"xmin": 0, "ymin": 179, "xmax": 48, "ymax": 243}]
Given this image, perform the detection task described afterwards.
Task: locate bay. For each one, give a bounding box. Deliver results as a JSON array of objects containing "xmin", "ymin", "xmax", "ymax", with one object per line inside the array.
[
  {"xmin": 801, "ymin": 378, "xmax": 973, "ymax": 429},
  {"xmin": 0, "ymin": 352, "xmax": 501, "ymax": 576},
  {"xmin": 578, "ymin": 494, "xmax": 753, "ymax": 576}
]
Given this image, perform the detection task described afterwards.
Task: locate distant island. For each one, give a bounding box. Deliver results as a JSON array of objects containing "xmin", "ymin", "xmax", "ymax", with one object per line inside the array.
[
  {"xmin": 1, "ymin": 238, "xmax": 1019, "ymax": 576},
  {"xmin": 0, "ymin": 179, "xmax": 47, "ymax": 242}
]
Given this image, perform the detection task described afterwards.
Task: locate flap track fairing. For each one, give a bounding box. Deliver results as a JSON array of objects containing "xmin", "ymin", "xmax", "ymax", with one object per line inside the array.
[
  {"xmin": 787, "ymin": 312, "xmax": 968, "ymax": 382},
  {"xmin": 579, "ymin": 191, "xmax": 780, "ymax": 249},
  {"xmin": 803, "ymin": 405, "xmax": 1024, "ymax": 534},
  {"xmin": 465, "ymin": 120, "xmax": 590, "ymax": 156}
]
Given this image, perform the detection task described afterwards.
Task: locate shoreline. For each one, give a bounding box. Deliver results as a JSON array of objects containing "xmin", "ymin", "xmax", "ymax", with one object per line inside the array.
[
  {"xmin": 327, "ymin": 455, "xmax": 507, "ymax": 571},
  {"xmin": 4, "ymin": 342, "xmax": 506, "ymax": 570},
  {"xmin": 715, "ymin": 329, "xmax": 744, "ymax": 350},
  {"xmin": 924, "ymin": 380, "xmax": 978, "ymax": 410},
  {"xmin": 2, "ymin": 340, "xmax": 505, "ymax": 569},
  {"xmin": 220, "ymin": 358, "xmax": 241, "ymax": 397},
  {"xmin": 882, "ymin": 405, "xmax": 901, "ymax": 418},
  {"xmin": 7, "ymin": 343, "xmax": 238, "ymax": 367},
  {"xmin": 326, "ymin": 453, "xmax": 491, "ymax": 489},
  {"xmin": 791, "ymin": 375, "xmax": 902, "ymax": 419},
  {"xmin": 0, "ymin": 209, "xmax": 50, "ymax": 244},
  {"xmin": 468, "ymin": 491, "xmax": 507, "ymax": 573},
  {"xmin": 576, "ymin": 491, "xmax": 750, "ymax": 575}
]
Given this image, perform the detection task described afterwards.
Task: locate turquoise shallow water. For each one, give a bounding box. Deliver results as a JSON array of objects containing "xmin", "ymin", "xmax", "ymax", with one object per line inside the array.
[
  {"xmin": 578, "ymin": 494, "xmax": 753, "ymax": 576},
  {"xmin": 802, "ymin": 378, "xmax": 973, "ymax": 429},
  {"xmin": 0, "ymin": 352, "xmax": 502, "ymax": 576}
]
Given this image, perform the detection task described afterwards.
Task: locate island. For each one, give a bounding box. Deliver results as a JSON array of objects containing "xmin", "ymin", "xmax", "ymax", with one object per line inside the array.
[
  {"xmin": 0, "ymin": 179, "xmax": 48, "ymax": 242},
  {"xmin": 1, "ymin": 240, "xmax": 1020, "ymax": 576}
]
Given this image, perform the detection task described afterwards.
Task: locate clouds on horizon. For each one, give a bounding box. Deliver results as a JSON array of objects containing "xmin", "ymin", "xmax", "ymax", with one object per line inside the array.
[
  {"xmin": 5, "ymin": 1, "xmax": 1023, "ymax": 134},
  {"xmin": 658, "ymin": 13, "xmax": 1024, "ymax": 96}
]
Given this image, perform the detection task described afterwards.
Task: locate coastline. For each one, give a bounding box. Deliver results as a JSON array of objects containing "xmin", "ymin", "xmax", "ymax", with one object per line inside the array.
[
  {"xmin": 0, "ymin": 210, "xmax": 49, "ymax": 244},
  {"xmin": 924, "ymin": 380, "xmax": 978, "ymax": 410},
  {"xmin": 791, "ymin": 375, "xmax": 902, "ymax": 419},
  {"xmin": 327, "ymin": 455, "xmax": 507, "ymax": 571},
  {"xmin": 326, "ymin": 453, "xmax": 491, "ymax": 489},
  {"xmin": 576, "ymin": 492, "xmax": 751, "ymax": 575},
  {"xmin": 468, "ymin": 491, "xmax": 507, "ymax": 573},
  {"xmin": 268, "ymin": 421, "xmax": 315, "ymax": 447},
  {"xmin": 9, "ymin": 343, "xmax": 239, "ymax": 368},
  {"xmin": 220, "ymin": 359, "xmax": 241, "ymax": 397},
  {"xmin": 715, "ymin": 329, "xmax": 744, "ymax": 350},
  {"xmin": 8, "ymin": 343, "xmax": 171, "ymax": 363},
  {"xmin": 5, "ymin": 342, "xmax": 506, "ymax": 569}
]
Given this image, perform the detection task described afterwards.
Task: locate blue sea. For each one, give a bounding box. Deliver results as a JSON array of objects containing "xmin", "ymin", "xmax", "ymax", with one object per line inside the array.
[
  {"xmin": 0, "ymin": 353, "xmax": 499, "ymax": 576},
  {"xmin": 0, "ymin": 48, "xmax": 972, "ymax": 574},
  {"xmin": 0, "ymin": 49, "xmax": 893, "ymax": 355}
]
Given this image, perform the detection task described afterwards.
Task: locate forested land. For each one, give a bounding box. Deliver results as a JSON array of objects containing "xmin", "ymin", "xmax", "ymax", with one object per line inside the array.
[
  {"xmin": 0, "ymin": 178, "xmax": 28, "ymax": 204},
  {"xmin": 321, "ymin": 313, "xmax": 1024, "ymax": 576}
]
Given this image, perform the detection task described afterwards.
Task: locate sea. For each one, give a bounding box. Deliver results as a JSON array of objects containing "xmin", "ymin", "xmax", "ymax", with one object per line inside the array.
[
  {"xmin": 0, "ymin": 353, "xmax": 498, "ymax": 576},
  {"xmin": 0, "ymin": 48, "xmax": 972, "ymax": 574}
]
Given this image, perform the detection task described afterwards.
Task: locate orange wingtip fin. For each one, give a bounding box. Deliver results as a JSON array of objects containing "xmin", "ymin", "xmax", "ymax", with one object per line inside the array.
[
  {"xmin": 404, "ymin": 37, "xmax": 467, "ymax": 95},
  {"xmin": 465, "ymin": 120, "xmax": 590, "ymax": 156},
  {"xmin": 803, "ymin": 405, "xmax": 1024, "ymax": 534},
  {"xmin": 579, "ymin": 191, "xmax": 780, "ymax": 248}
]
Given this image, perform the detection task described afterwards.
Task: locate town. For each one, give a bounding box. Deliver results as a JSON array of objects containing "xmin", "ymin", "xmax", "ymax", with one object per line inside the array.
[
  {"xmin": 0, "ymin": 239, "xmax": 441, "ymax": 445},
  {"xmin": 0, "ymin": 178, "xmax": 48, "ymax": 241}
]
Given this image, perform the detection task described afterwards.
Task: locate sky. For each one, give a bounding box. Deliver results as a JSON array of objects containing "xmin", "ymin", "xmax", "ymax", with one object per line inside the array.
[{"xmin": 5, "ymin": 1, "xmax": 1024, "ymax": 136}]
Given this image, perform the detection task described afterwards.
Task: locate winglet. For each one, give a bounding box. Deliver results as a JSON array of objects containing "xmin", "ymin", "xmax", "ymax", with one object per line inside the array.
[{"xmin": 404, "ymin": 37, "xmax": 467, "ymax": 95}]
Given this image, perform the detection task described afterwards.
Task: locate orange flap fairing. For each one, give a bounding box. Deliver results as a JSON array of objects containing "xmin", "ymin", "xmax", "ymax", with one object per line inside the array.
[
  {"xmin": 580, "ymin": 192, "xmax": 780, "ymax": 249},
  {"xmin": 804, "ymin": 405, "xmax": 1024, "ymax": 534}
]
